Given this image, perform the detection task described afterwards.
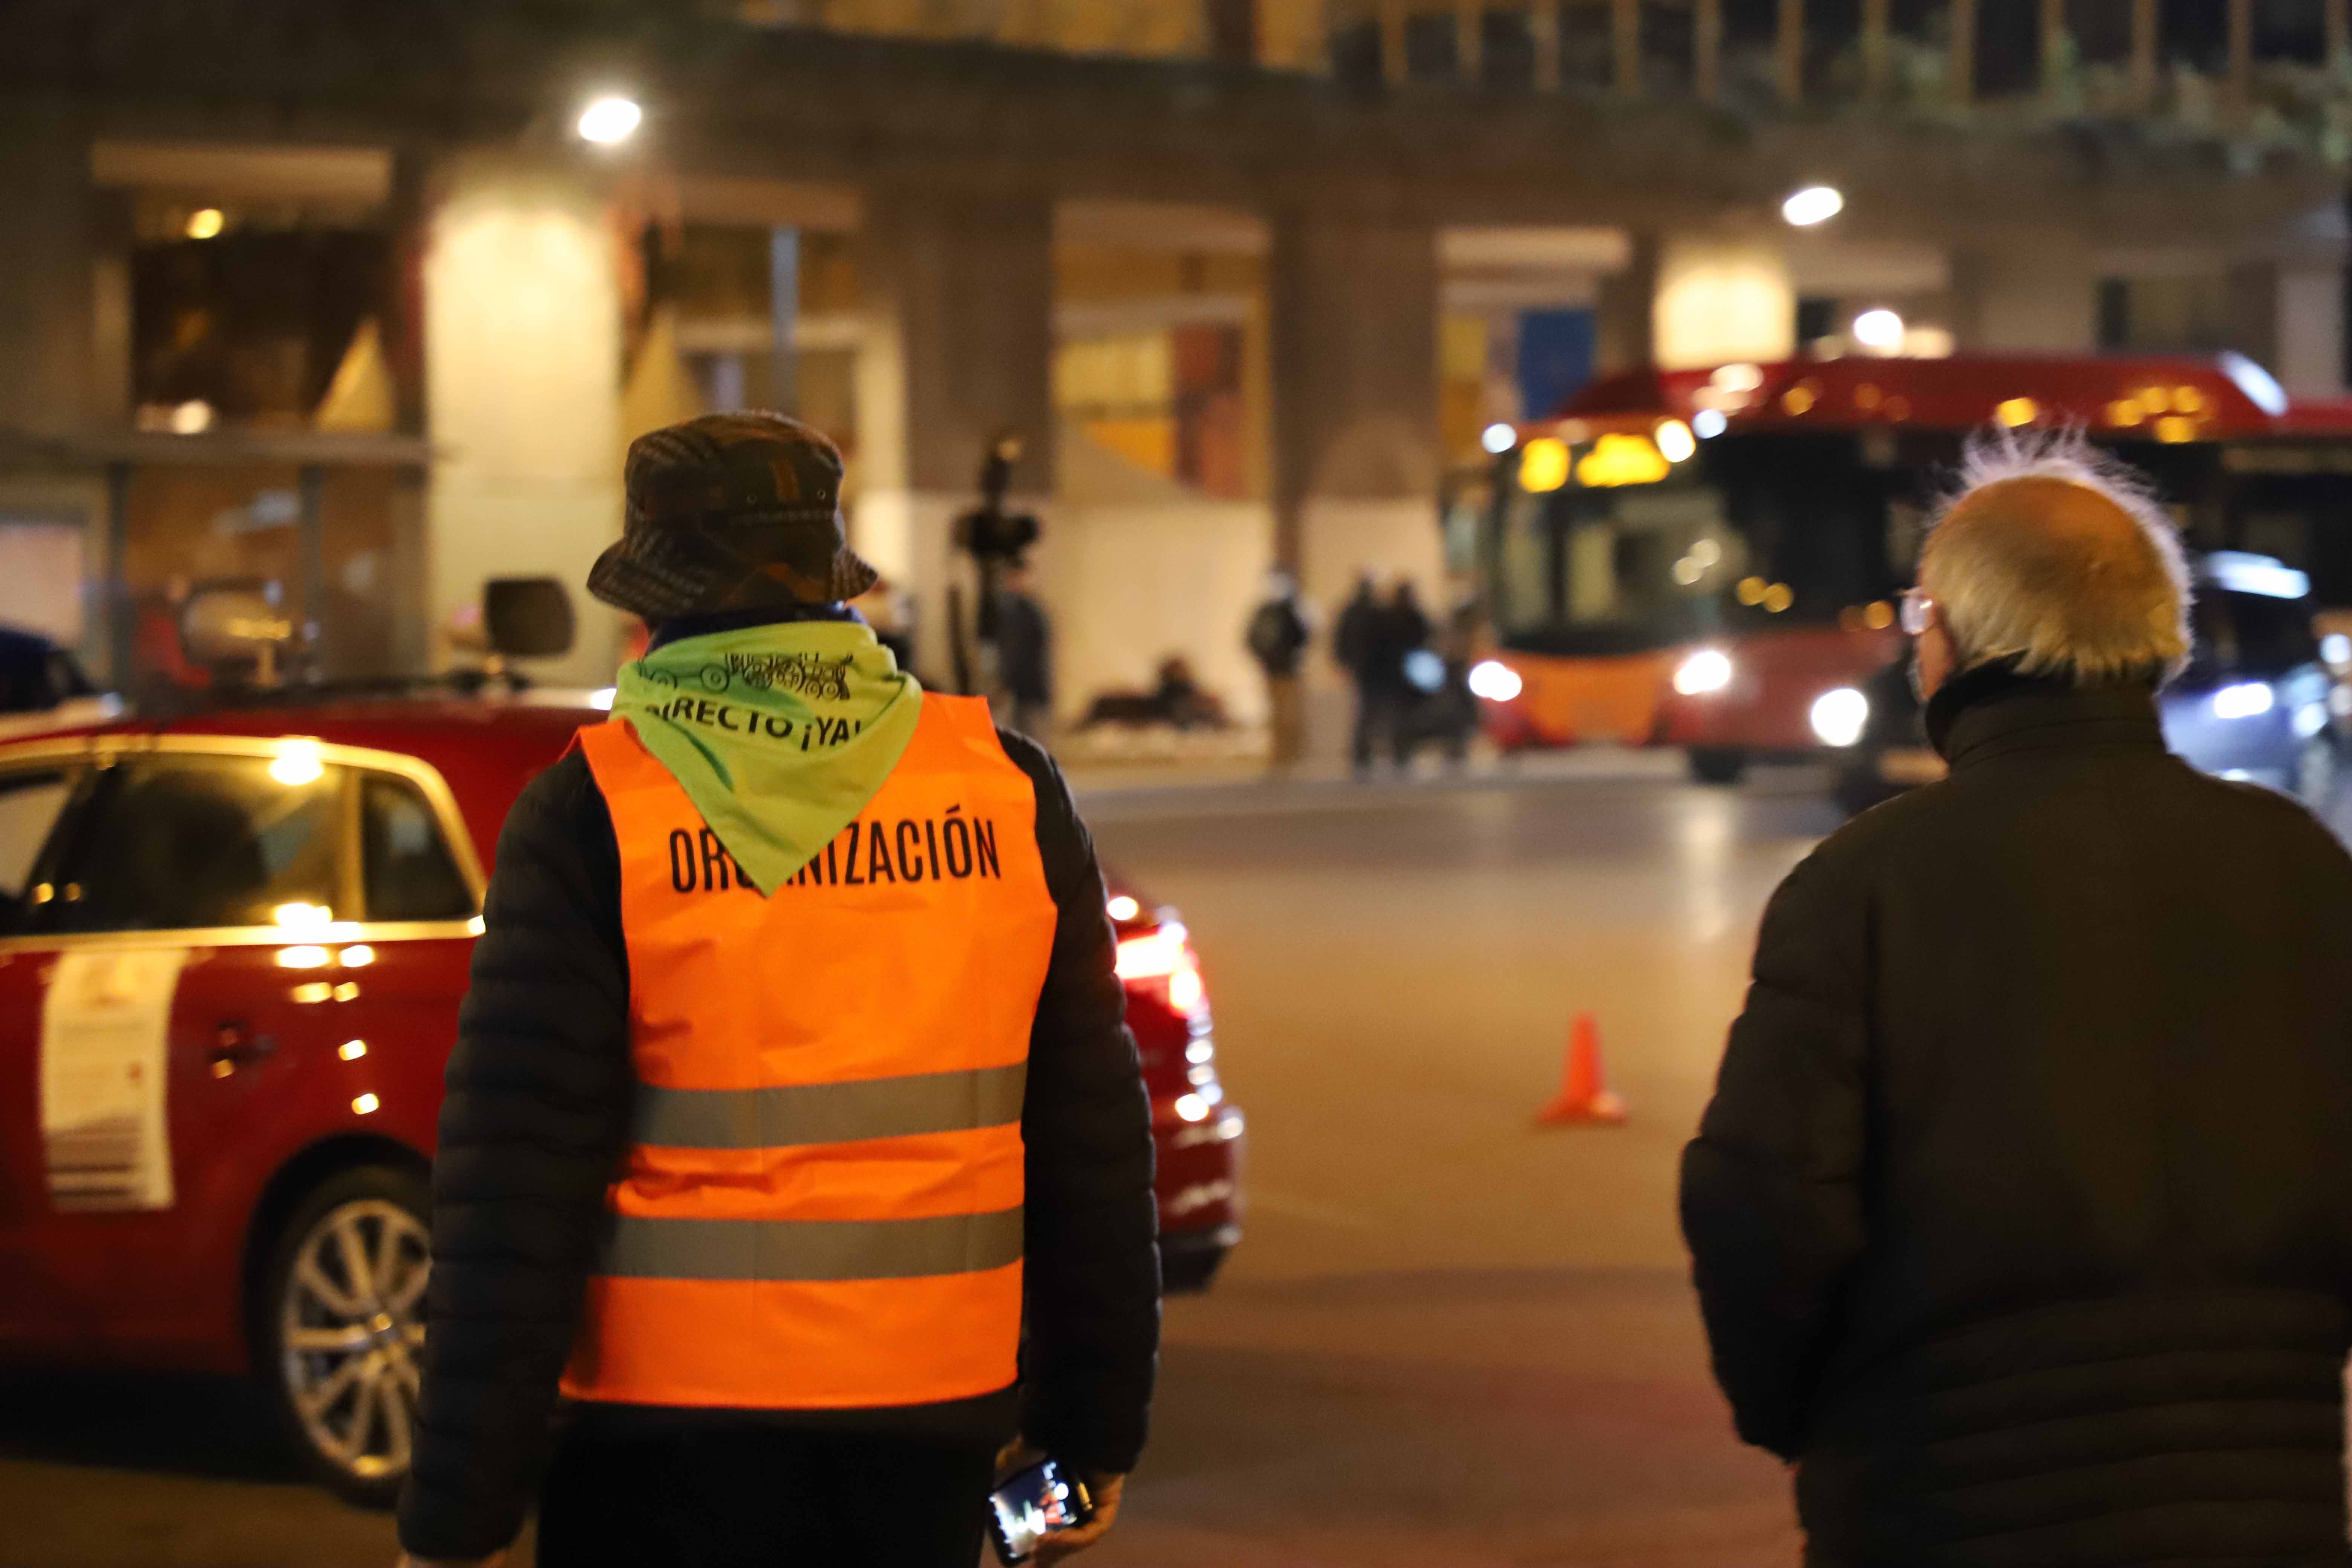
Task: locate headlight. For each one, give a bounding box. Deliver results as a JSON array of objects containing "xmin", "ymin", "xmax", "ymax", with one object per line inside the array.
[
  {"xmin": 2211, "ymin": 681, "xmax": 2274, "ymax": 721},
  {"xmin": 1467, "ymin": 659, "xmax": 1523, "ymax": 702},
  {"xmin": 1810, "ymin": 687, "xmax": 1869, "ymax": 747},
  {"xmin": 1672, "ymin": 649, "xmax": 1734, "ymax": 695}
]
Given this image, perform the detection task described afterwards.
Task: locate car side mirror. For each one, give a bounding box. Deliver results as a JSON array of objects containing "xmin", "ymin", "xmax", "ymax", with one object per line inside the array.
[{"xmin": 483, "ymin": 578, "xmax": 574, "ymax": 660}]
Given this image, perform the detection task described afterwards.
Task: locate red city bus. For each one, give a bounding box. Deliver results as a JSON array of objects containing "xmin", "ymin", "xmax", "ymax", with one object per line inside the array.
[{"xmin": 1467, "ymin": 352, "xmax": 2352, "ymax": 782}]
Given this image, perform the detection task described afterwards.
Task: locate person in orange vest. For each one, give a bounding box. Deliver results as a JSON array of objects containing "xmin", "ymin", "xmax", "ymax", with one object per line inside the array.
[{"xmin": 394, "ymin": 413, "xmax": 1161, "ymax": 1568}]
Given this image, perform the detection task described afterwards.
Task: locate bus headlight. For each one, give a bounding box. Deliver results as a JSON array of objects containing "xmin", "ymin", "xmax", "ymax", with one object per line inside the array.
[
  {"xmin": 1672, "ymin": 649, "xmax": 1733, "ymax": 695},
  {"xmin": 2211, "ymin": 681, "xmax": 2274, "ymax": 721},
  {"xmin": 1468, "ymin": 659, "xmax": 1523, "ymax": 702},
  {"xmin": 1810, "ymin": 687, "xmax": 1870, "ymax": 747}
]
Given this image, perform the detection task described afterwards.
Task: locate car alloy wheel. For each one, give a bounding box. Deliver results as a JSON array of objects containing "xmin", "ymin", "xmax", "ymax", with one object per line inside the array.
[{"xmin": 260, "ymin": 1168, "xmax": 429, "ymax": 1504}]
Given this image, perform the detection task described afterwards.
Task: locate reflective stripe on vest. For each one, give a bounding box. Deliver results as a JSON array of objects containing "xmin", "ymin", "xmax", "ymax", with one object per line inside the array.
[{"xmin": 562, "ymin": 693, "xmax": 1059, "ymax": 1410}]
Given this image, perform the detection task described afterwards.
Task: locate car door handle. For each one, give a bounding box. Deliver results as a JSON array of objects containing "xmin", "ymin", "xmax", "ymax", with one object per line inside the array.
[{"xmin": 207, "ymin": 1022, "xmax": 277, "ymax": 1075}]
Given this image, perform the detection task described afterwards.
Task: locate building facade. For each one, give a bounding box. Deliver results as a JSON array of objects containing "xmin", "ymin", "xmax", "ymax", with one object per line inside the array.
[{"xmin": 3, "ymin": 0, "xmax": 2348, "ymax": 753}]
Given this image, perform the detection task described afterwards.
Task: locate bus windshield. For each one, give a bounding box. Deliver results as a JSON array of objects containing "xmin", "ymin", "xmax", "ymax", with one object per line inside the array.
[{"xmin": 1486, "ymin": 432, "xmax": 1914, "ymax": 657}]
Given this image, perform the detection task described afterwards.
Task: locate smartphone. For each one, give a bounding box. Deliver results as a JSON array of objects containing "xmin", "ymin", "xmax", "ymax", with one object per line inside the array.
[{"xmin": 986, "ymin": 1457, "xmax": 1093, "ymax": 1565}]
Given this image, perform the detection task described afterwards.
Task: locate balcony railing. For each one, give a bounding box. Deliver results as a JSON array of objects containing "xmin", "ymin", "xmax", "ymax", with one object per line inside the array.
[{"xmin": 741, "ymin": 0, "xmax": 2352, "ymax": 159}]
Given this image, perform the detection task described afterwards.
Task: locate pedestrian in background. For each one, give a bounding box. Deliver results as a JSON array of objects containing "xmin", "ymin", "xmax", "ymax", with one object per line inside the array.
[
  {"xmin": 1681, "ymin": 436, "xmax": 2352, "ymax": 1567},
  {"xmin": 1334, "ymin": 571, "xmax": 1400, "ymax": 775},
  {"xmin": 394, "ymin": 413, "xmax": 1159, "ymax": 1568},
  {"xmin": 1349, "ymin": 579, "xmax": 1429, "ymax": 774},
  {"xmin": 993, "ymin": 558, "xmax": 1054, "ymax": 746},
  {"xmin": 1245, "ymin": 569, "xmax": 1311, "ymax": 770}
]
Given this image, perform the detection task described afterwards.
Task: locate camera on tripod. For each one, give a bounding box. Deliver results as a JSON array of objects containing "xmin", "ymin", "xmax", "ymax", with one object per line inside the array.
[{"xmin": 953, "ymin": 435, "xmax": 1041, "ymax": 566}]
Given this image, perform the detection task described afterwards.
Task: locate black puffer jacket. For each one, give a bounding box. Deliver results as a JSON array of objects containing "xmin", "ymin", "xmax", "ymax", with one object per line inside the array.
[
  {"xmin": 397, "ymin": 727, "xmax": 1159, "ymax": 1561},
  {"xmin": 1682, "ymin": 669, "xmax": 2352, "ymax": 1566}
]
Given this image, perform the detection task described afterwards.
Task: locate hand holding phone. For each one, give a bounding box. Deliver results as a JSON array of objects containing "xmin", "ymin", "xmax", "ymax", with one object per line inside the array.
[{"xmin": 987, "ymin": 1458, "xmax": 1123, "ymax": 1564}]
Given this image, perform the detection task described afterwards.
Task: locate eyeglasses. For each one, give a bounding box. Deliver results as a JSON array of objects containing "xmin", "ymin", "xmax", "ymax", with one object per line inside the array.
[{"xmin": 1899, "ymin": 588, "xmax": 1935, "ymax": 637}]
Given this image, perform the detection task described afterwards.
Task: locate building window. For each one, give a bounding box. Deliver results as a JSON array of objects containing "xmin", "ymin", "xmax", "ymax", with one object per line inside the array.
[
  {"xmin": 1055, "ymin": 324, "xmax": 1248, "ymax": 499},
  {"xmin": 130, "ymin": 200, "xmax": 403, "ymax": 436}
]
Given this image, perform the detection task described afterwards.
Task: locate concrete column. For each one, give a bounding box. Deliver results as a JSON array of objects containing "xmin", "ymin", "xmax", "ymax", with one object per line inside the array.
[
  {"xmin": 1594, "ymin": 231, "xmax": 1661, "ymax": 374},
  {"xmin": 1532, "ymin": 2, "xmax": 1560, "ymax": 90},
  {"xmin": 2130, "ymin": 0, "xmax": 2158, "ymax": 112},
  {"xmin": 852, "ymin": 190, "xmax": 1054, "ymax": 689},
  {"xmin": 2226, "ymin": 0, "xmax": 2252, "ymax": 126},
  {"xmin": 1860, "ymin": 0, "xmax": 1889, "ymax": 102},
  {"xmin": 0, "ymin": 98, "xmax": 96, "ymax": 438},
  {"xmin": 1776, "ymin": 0, "xmax": 1804, "ymax": 105},
  {"xmin": 1456, "ymin": 0, "xmax": 1483, "ymax": 82},
  {"xmin": 1695, "ymin": 0, "xmax": 1723, "ymax": 103},
  {"xmin": 1612, "ymin": 0, "xmax": 1640, "ymax": 96},
  {"xmin": 1268, "ymin": 208, "xmax": 1441, "ymax": 757},
  {"xmin": 1378, "ymin": 0, "xmax": 1409, "ymax": 83},
  {"xmin": 1255, "ymin": 0, "xmax": 1329, "ymax": 68},
  {"xmin": 1949, "ymin": 0, "xmax": 1977, "ymax": 110},
  {"xmin": 2039, "ymin": 0, "xmax": 2067, "ymax": 105},
  {"xmin": 421, "ymin": 152, "xmax": 624, "ymax": 684},
  {"xmin": 2279, "ymin": 264, "xmax": 2349, "ymax": 398}
]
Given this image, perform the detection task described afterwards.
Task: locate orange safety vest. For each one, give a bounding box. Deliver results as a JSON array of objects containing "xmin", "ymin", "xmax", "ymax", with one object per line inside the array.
[{"xmin": 562, "ymin": 693, "xmax": 1059, "ymax": 1410}]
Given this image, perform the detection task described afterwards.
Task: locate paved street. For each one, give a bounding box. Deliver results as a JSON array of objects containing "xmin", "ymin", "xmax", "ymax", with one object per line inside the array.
[
  {"xmin": 1080, "ymin": 762, "xmax": 1827, "ymax": 1568},
  {"xmin": 2, "ymin": 761, "xmax": 2337, "ymax": 1566}
]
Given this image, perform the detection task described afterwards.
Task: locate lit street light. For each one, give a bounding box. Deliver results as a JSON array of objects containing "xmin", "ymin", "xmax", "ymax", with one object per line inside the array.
[
  {"xmin": 577, "ymin": 96, "xmax": 643, "ymax": 145},
  {"xmin": 1852, "ymin": 308, "xmax": 1905, "ymax": 353},
  {"xmin": 1781, "ymin": 185, "xmax": 1844, "ymax": 227}
]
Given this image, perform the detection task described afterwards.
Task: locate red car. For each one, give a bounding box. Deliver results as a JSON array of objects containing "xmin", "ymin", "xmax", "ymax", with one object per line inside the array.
[{"xmin": 0, "ymin": 694, "xmax": 1241, "ymax": 1502}]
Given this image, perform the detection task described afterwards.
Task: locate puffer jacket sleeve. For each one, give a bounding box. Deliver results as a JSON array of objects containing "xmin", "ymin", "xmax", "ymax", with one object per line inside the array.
[
  {"xmin": 996, "ymin": 729, "xmax": 1162, "ymax": 1476},
  {"xmin": 397, "ymin": 750, "xmax": 632, "ymax": 1560},
  {"xmin": 1679, "ymin": 848, "xmax": 1871, "ymax": 1460}
]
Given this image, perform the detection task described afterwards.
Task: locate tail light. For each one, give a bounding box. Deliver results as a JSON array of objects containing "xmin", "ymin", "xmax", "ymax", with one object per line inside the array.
[
  {"xmin": 1115, "ymin": 914, "xmax": 1220, "ymax": 1120},
  {"xmin": 1115, "ymin": 920, "xmax": 1205, "ymax": 1018}
]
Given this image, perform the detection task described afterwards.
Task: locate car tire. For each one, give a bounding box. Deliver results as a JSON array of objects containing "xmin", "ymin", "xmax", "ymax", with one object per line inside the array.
[
  {"xmin": 254, "ymin": 1164, "xmax": 431, "ymax": 1509},
  {"xmin": 1687, "ymin": 747, "xmax": 1747, "ymax": 786},
  {"xmin": 2295, "ymin": 733, "xmax": 2338, "ymax": 809},
  {"xmin": 1158, "ymin": 1234, "xmax": 1231, "ymax": 1294}
]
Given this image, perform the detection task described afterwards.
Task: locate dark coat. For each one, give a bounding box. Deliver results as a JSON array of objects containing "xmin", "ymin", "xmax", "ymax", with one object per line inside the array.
[
  {"xmin": 1681, "ymin": 668, "xmax": 2352, "ymax": 1567},
  {"xmin": 1246, "ymin": 595, "xmax": 1309, "ymax": 678},
  {"xmin": 397, "ymin": 726, "xmax": 1159, "ymax": 1561},
  {"xmin": 993, "ymin": 589, "xmax": 1052, "ymax": 704}
]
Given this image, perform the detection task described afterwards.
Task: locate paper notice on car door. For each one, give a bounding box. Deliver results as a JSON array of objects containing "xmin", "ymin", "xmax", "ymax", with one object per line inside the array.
[{"xmin": 39, "ymin": 949, "xmax": 188, "ymax": 1211}]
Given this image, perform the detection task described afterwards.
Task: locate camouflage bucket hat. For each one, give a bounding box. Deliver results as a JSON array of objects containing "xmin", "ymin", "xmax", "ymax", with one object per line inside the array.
[{"xmin": 588, "ymin": 411, "xmax": 879, "ymax": 622}]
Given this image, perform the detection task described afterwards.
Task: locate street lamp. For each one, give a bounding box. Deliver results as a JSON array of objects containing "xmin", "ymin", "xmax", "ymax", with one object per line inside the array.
[
  {"xmin": 1781, "ymin": 185, "xmax": 1844, "ymax": 227},
  {"xmin": 576, "ymin": 96, "xmax": 643, "ymax": 145},
  {"xmin": 1852, "ymin": 308, "xmax": 1905, "ymax": 353}
]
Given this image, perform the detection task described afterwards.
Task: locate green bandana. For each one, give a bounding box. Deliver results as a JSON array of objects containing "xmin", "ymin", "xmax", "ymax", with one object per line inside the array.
[{"xmin": 611, "ymin": 620, "xmax": 922, "ymax": 895}]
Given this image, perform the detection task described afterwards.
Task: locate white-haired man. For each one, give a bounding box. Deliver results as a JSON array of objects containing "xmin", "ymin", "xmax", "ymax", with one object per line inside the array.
[{"xmin": 1681, "ymin": 439, "xmax": 2352, "ymax": 1566}]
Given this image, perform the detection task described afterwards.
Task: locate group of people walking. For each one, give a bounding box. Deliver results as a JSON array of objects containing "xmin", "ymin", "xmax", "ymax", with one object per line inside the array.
[
  {"xmin": 1250, "ymin": 569, "xmax": 1471, "ymax": 774},
  {"xmin": 395, "ymin": 412, "xmax": 2352, "ymax": 1568}
]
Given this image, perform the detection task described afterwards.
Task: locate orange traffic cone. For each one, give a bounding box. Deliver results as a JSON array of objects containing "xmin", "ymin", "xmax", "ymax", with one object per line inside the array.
[{"xmin": 1537, "ymin": 1013, "xmax": 1626, "ymax": 1125}]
